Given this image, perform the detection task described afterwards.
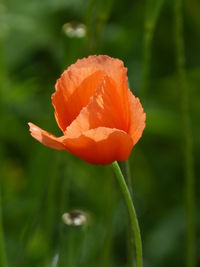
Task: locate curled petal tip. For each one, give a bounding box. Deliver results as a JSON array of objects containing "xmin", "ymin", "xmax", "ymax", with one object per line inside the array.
[{"xmin": 28, "ymin": 122, "xmax": 66, "ymax": 150}]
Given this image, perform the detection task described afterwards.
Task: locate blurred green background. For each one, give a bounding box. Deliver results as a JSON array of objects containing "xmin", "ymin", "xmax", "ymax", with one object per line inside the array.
[{"xmin": 0, "ymin": 0, "xmax": 199, "ymax": 266}]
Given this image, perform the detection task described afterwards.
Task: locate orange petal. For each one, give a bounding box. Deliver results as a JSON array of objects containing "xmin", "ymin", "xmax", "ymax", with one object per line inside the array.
[
  {"xmin": 127, "ymin": 90, "xmax": 146, "ymax": 145},
  {"xmin": 28, "ymin": 123, "xmax": 66, "ymax": 150},
  {"xmin": 52, "ymin": 70, "xmax": 104, "ymax": 132},
  {"xmin": 52, "ymin": 55, "xmax": 129, "ymax": 132},
  {"xmin": 61, "ymin": 127, "xmax": 133, "ymax": 165},
  {"xmin": 65, "ymin": 75, "xmax": 129, "ymax": 138}
]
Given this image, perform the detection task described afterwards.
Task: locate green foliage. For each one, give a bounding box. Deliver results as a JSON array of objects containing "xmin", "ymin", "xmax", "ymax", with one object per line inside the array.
[{"xmin": 0, "ymin": 0, "xmax": 199, "ymax": 266}]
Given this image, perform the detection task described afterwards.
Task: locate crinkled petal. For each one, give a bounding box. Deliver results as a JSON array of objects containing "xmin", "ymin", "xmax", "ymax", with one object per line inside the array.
[
  {"xmin": 28, "ymin": 123, "xmax": 66, "ymax": 150},
  {"xmin": 52, "ymin": 70, "xmax": 104, "ymax": 132},
  {"xmin": 65, "ymin": 75, "xmax": 129, "ymax": 137},
  {"xmin": 127, "ymin": 90, "xmax": 146, "ymax": 145},
  {"xmin": 52, "ymin": 55, "xmax": 129, "ymax": 132},
  {"xmin": 62, "ymin": 127, "xmax": 133, "ymax": 165}
]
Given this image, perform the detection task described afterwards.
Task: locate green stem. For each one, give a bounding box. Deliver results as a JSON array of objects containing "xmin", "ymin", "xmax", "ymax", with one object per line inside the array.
[
  {"xmin": 112, "ymin": 161, "xmax": 143, "ymax": 267},
  {"xmin": 122, "ymin": 160, "xmax": 135, "ymax": 267},
  {"xmin": 124, "ymin": 159, "xmax": 133, "ymax": 198},
  {"xmin": 174, "ymin": 1, "xmax": 196, "ymax": 267}
]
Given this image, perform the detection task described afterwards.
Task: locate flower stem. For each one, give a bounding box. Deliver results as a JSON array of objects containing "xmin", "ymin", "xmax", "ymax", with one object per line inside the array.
[
  {"xmin": 121, "ymin": 160, "xmax": 135, "ymax": 267},
  {"xmin": 124, "ymin": 159, "xmax": 133, "ymax": 198},
  {"xmin": 112, "ymin": 161, "xmax": 143, "ymax": 267}
]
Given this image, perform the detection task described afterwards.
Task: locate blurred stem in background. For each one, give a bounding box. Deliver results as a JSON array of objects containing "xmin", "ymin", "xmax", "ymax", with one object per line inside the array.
[
  {"xmin": 0, "ymin": 147, "xmax": 8, "ymax": 267},
  {"xmin": 141, "ymin": 0, "xmax": 165, "ymax": 102},
  {"xmin": 141, "ymin": 20, "xmax": 153, "ymax": 102},
  {"xmin": 174, "ymin": 1, "xmax": 196, "ymax": 267},
  {"xmin": 0, "ymin": 1, "xmax": 8, "ymax": 266},
  {"xmin": 112, "ymin": 161, "xmax": 143, "ymax": 267},
  {"xmin": 44, "ymin": 153, "xmax": 60, "ymax": 240},
  {"xmin": 85, "ymin": 0, "xmax": 113, "ymax": 53},
  {"xmin": 0, "ymin": 0, "xmax": 8, "ymax": 88},
  {"xmin": 43, "ymin": 153, "xmax": 64, "ymax": 265},
  {"xmin": 100, "ymin": 171, "xmax": 115, "ymax": 267},
  {"xmin": 0, "ymin": 187, "xmax": 7, "ymax": 267}
]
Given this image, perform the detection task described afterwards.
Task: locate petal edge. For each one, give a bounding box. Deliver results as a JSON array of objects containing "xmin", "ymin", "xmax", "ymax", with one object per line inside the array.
[
  {"xmin": 62, "ymin": 127, "xmax": 133, "ymax": 165},
  {"xmin": 127, "ymin": 90, "xmax": 146, "ymax": 145},
  {"xmin": 28, "ymin": 123, "xmax": 66, "ymax": 150}
]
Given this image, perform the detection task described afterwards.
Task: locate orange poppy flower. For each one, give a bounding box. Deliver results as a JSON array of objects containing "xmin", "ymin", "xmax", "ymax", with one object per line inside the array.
[{"xmin": 28, "ymin": 55, "xmax": 146, "ymax": 165}]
